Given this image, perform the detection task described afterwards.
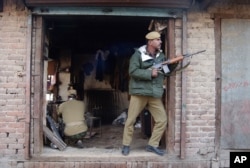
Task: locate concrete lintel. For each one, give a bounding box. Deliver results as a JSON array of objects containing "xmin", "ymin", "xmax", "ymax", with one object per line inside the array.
[{"xmin": 31, "ymin": 7, "xmax": 183, "ymax": 18}]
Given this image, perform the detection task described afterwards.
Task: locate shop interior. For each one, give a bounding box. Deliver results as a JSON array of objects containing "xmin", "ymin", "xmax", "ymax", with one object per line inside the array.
[{"xmin": 44, "ymin": 15, "xmax": 167, "ymax": 151}]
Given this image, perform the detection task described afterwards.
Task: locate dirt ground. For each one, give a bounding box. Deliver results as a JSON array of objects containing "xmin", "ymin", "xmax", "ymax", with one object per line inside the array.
[
  {"xmin": 42, "ymin": 124, "xmax": 185, "ymax": 162},
  {"xmin": 43, "ymin": 124, "xmax": 151, "ymax": 156},
  {"xmin": 83, "ymin": 124, "xmax": 148, "ymax": 149}
]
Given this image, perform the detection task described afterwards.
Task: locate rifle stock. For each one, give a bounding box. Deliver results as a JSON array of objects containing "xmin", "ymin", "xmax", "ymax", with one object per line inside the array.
[
  {"xmin": 152, "ymin": 56, "xmax": 183, "ymax": 70},
  {"xmin": 164, "ymin": 56, "xmax": 184, "ymax": 65}
]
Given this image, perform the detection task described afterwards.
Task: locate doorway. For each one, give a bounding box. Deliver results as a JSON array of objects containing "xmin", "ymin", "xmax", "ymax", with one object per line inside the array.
[{"xmin": 42, "ymin": 15, "xmax": 169, "ymax": 152}]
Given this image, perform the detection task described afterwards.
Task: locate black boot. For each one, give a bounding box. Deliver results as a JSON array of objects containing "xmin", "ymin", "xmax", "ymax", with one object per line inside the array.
[
  {"xmin": 145, "ymin": 145, "xmax": 165, "ymax": 156},
  {"xmin": 76, "ymin": 140, "xmax": 84, "ymax": 148},
  {"xmin": 121, "ymin": 145, "xmax": 130, "ymax": 156}
]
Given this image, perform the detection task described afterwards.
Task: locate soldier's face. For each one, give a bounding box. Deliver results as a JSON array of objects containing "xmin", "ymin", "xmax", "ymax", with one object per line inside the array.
[{"xmin": 149, "ymin": 38, "xmax": 162, "ymax": 50}]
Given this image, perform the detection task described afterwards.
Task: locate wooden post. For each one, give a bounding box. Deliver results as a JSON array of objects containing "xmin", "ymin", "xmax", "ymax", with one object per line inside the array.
[
  {"xmin": 24, "ymin": 14, "xmax": 32, "ymax": 160},
  {"xmin": 166, "ymin": 19, "xmax": 176, "ymax": 154}
]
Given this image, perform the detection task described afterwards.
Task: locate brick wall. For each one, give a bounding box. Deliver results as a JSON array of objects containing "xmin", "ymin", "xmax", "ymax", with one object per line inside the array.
[
  {"xmin": 174, "ymin": 7, "xmax": 216, "ymax": 159},
  {"xmin": 0, "ymin": 0, "xmax": 28, "ymax": 163}
]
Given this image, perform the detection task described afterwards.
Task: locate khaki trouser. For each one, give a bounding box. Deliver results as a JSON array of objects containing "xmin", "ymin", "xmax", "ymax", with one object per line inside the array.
[{"xmin": 122, "ymin": 95, "xmax": 167, "ymax": 147}]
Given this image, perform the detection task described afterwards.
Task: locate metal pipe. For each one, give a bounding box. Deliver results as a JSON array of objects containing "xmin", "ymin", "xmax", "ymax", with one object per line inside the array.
[{"xmin": 180, "ymin": 10, "xmax": 188, "ymax": 159}]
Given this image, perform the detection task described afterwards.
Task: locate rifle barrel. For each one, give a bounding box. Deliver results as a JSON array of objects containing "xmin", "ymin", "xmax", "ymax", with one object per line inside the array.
[{"xmin": 184, "ymin": 50, "xmax": 206, "ymax": 57}]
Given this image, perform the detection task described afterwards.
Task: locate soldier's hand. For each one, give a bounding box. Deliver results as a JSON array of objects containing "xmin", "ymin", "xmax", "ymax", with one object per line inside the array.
[{"xmin": 151, "ymin": 68, "xmax": 158, "ymax": 78}]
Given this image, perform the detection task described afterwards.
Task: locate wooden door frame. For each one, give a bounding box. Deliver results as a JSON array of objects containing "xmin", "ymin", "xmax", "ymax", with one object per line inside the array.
[
  {"xmin": 165, "ymin": 18, "xmax": 177, "ymax": 154},
  {"xmin": 28, "ymin": 14, "xmax": 180, "ymax": 158}
]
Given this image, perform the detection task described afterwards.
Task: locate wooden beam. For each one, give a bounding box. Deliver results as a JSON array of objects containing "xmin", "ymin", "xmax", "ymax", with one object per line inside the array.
[
  {"xmin": 24, "ymin": 0, "xmax": 193, "ymax": 8},
  {"xmin": 214, "ymin": 17, "xmax": 221, "ymax": 160},
  {"xmin": 43, "ymin": 126, "xmax": 67, "ymax": 151},
  {"xmin": 33, "ymin": 16, "xmax": 44, "ymax": 154},
  {"xmin": 24, "ymin": 14, "xmax": 32, "ymax": 160}
]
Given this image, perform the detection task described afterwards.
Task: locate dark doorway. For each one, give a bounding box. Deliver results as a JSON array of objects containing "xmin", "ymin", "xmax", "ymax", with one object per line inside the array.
[{"xmin": 44, "ymin": 15, "xmax": 167, "ymax": 149}]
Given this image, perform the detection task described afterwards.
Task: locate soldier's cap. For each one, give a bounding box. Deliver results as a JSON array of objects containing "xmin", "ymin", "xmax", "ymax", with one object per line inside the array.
[{"xmin": 145, "ymin": 31, "xmax": 161, "ymax": 40}]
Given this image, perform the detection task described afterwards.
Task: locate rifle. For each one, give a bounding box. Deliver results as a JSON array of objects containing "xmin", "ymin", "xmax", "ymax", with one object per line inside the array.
[{"xmin": 151, "ymin": 50, "xmax": 206, "ymax": 73}]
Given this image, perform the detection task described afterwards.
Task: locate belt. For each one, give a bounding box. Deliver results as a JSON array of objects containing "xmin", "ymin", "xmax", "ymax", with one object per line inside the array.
[{"xmin": 66, "ymin": 121, "xmax": 84, "ymax": 126}]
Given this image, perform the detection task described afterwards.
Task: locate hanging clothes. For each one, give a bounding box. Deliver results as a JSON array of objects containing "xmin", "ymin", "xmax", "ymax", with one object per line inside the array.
[{"xmin": 95, "ymin": 50, "xmax": 105, "ymax": 81}]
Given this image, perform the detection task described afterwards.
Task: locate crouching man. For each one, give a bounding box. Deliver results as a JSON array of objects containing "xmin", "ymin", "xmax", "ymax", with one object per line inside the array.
[{"xmin": 58, "ymin": 90, "xmax": 88, "ymax": 148}]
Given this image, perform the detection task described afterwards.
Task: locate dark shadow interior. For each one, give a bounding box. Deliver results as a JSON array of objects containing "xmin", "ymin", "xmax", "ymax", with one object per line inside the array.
[{"xmin": 45, "ymin": 15, "xmax": 155, "ymax": 57}]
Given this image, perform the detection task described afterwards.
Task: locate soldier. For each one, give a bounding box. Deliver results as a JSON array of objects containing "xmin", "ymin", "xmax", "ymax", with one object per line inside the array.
[
  {"xmin": 58, "ymin": 87, "xmax": 88, "ymax": 148},
  {"xmin": 122, "ymin": 31, "xmax": 167, "ymax": 156}
]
